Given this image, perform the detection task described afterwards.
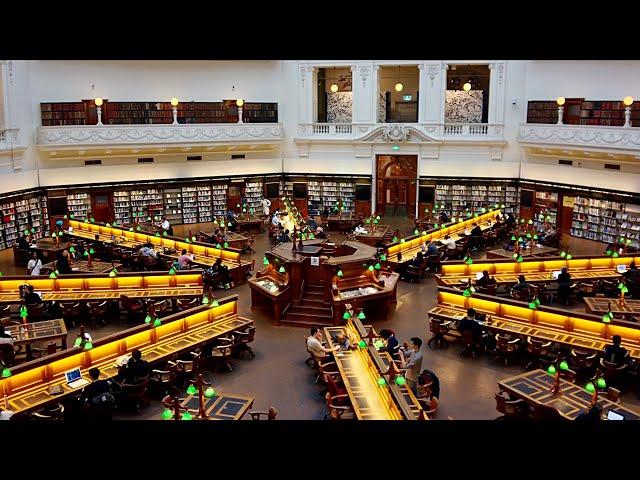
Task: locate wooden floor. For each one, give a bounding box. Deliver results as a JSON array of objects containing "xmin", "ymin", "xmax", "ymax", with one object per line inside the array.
[{"xmin": 4, "ymin": 217, "xmax": 639, "ymax": 420}]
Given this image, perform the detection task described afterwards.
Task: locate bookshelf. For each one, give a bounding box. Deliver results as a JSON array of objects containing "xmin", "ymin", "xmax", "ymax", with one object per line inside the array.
[
  {"xmin": 338, "ymin": 181, "xmax": 355, "ymax": 213},
  {"xmin": 283, "ymin": 182, "xmax": 293, "ymax": 199},
  {"xmin": 113, "ymin": 190, "xmax": 131, "ymax": 224},
  {"xmin": 570, "ymin": 197, "xmax": 623, "ymax": 244},
  {"xmin": 67, "ymin": 193, "xmax": 91, "ymax": 220},
  {"xmin": 526, "ymin": 101, "xmax": 559, "ymax": 124},
  {"xmin": 197, "ymin": 185, "xmax": 212, "ymax": 222},
  {"xmin": 211, "ymin": 184, "xmax": 227, "ymax": 217},
  {"xmin": 181, "ymin": 187, "xmax": 198, "ymax": 224},
  {"xmin": 130, "ymin": 188, "xmax": 163, "ymax": 219},
  {"xmin": 0, "ymin": 202, "xmax": 17, "ymax": 250},
  {"xmin": 533, "ymin": 191, "xmax": 558, "ymax": 230},
  {"xmin": 620, "ymin": 204, "xmax": 640, "ymax": 248},
  {"xmin": 308, "ymin": 181, "xmax": 321, "ymax": 215},
  {"xmin": 241, "ymin": 103, "xmax": 278, "ymax": 123},
  {"xmin": 527, "ymin": 99, "xmax": 640, "ymax": 126},
  {"xmin": 179, "ymin": 102, "xmax": 227, "ymax": 124},
  {"xmin": 244, "ymin": 181, "xmax": 263, "ymax": 212},
  {"xmin": 39, "ymin": 196, "xmax": 50, "ymax": 236},
  {"xmin": 163, "ymin": 188, "xmax": 182, "ymax": 223},
  {"xmin": 434, "ymin": 182, "xmax": 518, "ymax": 216},
  {"xmin": 40, "ymin": 102, "xmax": 86, "ymax": 126}
]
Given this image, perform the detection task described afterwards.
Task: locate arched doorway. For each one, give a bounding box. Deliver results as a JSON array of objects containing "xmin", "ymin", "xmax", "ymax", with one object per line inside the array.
[{"xmin": 376, "ymin": 155, "xmax": 417, "ymax": 218}]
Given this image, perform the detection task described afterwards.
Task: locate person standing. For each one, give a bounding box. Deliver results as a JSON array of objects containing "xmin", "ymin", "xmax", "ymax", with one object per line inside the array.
[
  {"xmin": 260, "ymin": 198, "xmax": 272, "ymax": 219},
  {"xmin": 399, "ymin": 337, "xmax": 424, "ymax": 394},
  {"xmin": 27, "ymin": 252, "xmax": 43, "ymax": 276},
  {"xmin": 161, "ymin": 217, "xmax": 173, "ymax": 236}
]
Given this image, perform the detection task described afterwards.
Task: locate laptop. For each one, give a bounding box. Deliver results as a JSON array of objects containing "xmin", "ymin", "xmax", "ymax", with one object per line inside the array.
[
  {"xmin": 551, "ymin": 270, "xmax": 561, "ymax": 280},
  {"xmin": 68, "ymin": 226, "xmax": 73, "ymax": 233},
  {"xmin": 617, "ymin": 264, "xmax": 627, "ymax": 274},
  {"xmin": 475, "ymin": 272, "xmax": 484, "ymax": 281},
  {"xmin": 607, "ymin": 410, "xmax": 625, "ymax": 421},
  {"xmin": 64, "ymin": 367, "xmax": 90, "ymax": 389}
]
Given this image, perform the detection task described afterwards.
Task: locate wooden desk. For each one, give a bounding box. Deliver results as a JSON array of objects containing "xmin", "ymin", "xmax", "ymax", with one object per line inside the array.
[
  {"xmin": 487, "ymin": 246, "xmax": 558, "ymax": 259},
  {"xmin": 436, "ymin": 269, "xmax": 621, "ymax": 287},
  {"xmin": 202, "ymin": 231, "xmax": 249, "ymax": 251},
  {"xmin": 326, "ymin": 212, "xmax": 358, "ymax": 231},
  {"xmin": 248, "ymin": 266, "xmax": 290, "ymax": 323},
  {"xmin": 42, "ymin": 260, "xmax": 121, "ymax": 274},
  {"xmin": 0, "ymin": 295, "xmax": 252, "ymax": 415},
  {"xmin": 584, "ymin": 298, "xmax": 640, "ymax": 319},
  {"xmin": 498, "ymin": 369, "xmax": 640, "ymax": 420},
  {"xmin": 6, "ymin": 319, "xmax": 68, "ymax": 355},
  {"xmin": 386, "ymin": 210, "xmax": 501, "ymax": 266},
  {"xmin": 67, "ymin": 229, "xmax": 141, "ymax": 249},
  {"xmin": 180, "ymin": 393, "xmax": 254, "ymax": 420},
  {"xmin": 355, "ymin": 225, "xmax": 390, "ymax": 247},
  {"xmin": 235, "ymin": 215, "xmax": 264, "ymax": 234}
]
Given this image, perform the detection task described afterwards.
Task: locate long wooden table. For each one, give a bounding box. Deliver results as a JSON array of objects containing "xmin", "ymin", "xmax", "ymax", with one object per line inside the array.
[
  {"xmin": 386, "ymin": 209, "xmax": 501, "ymax": 266},
  {"xmin": 0, "ymin": 271, "xmax": 203, "ymax": 305},
  {"xmin": 428, "ymin": 287, "xmax": 640, "ymax": 360},
  {"xmin": 498, "ymin": 369, "xmax": 640, "ymax": 420},
  {"xmin": 487, "ymin": 246, "xmax": 558, "ymax": 259},
  {"xmin": 235, "ymin": 215, "xmax": 264, "ymax": 234},
  {"xmin": 6, "ymin": 319, "xmax": 68, "ymax": 354},
  {"xmin": 42, "ymin": 260, "xmax": 122, "ymax": 274},
  {"xmin": 584, "ymin": 298, "xmax": 640, "ymax": 320},
  {"xmin": 202, "ymin": 231, "xmax": 250, "ymax": 251},
  {"xmin": 323, "ymin": 318, "xmax": 424, "ymax": 420},
  {"xmin": 180, "ymin": 393, "xmax": 254, "ymax": 420},
  {"xmin": 355, "ymin": 225, "xmax": 390, "ymax": 247},
  {"xmin": 0, "ymin": 295, "xmax": 252, "ymax": 415}
]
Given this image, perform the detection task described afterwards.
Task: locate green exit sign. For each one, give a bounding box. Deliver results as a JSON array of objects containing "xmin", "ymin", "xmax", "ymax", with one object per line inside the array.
[{"xmin": 403, "ymin": 95, "xmax": 412, "ymax": 101}]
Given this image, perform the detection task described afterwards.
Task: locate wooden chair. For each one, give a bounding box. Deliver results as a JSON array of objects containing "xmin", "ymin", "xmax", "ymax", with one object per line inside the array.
[
  {"xmin": 30, "ymin": 403, "xmax": 64, "ymax": 421},
  {"xmin": 176, "ymin": 297, "xmax": 199, "ymax": 312},
  {"xmin": 459, "ymin": 330, "xmax": 480, "ymax": 359},
  {"xmin": 120, "ymin": 295, "xmax": 144, "ymax": 324},
  {"xmin": 606, "ymin": 387, "xmax": 621, "ymax": 403},
  {"xmin": 559, "ymin": 368, "xmax": 577, "ymax": 383},
  {"xmin": 494, "ymin": 391, "xmax": 527, "ymax": 419},
  {"xmin": 0, "ymin": 304, "xmax": 13, "ymax": 320},
  {"xmin": 150, "ymin": 299, "xmax": 170, "ymax": 317},
  {"xmin": 599, "ymin": 355, "xmax": 629, "ymax": 386},
  {"xmin": 304, "ymin": 336, "xmax": 316, "ymax": 368},
  {"xmin": 118, "ymin": 377, "xmax": 150, "ymax": 414},
  {"xmin": 402, "ymin": 264, "xmax": 422, "ymax": 284},
  {"xmin": 60, "ymin": 301, "xmax": 83, "ymax": 328},
  {"xmin": 30, "ymin": 342, "xmax": 60, "ymax": 359},
  {"xmin": 209, "ymin": 337, "xmax": 234, "ymax": 373},
  {"xmin": 478, "ymin": 283, "xmax": 497, "ymax": 296},
  {"xmin": 327, "ymin": 395, "xmax": 355, "ymax": 420},
  {"xmin": 249, "ymin": 406, "xmax": 278, "ymax": 420},
  {"xmin": 525, "ymin": 337, "xmax": 553, "ymax": 370},
  {"xmin": 170, "ymin": 359, "xmax": 197, "ymax": 387},
  {"xmin": 425, "ymin": 255, "xmax": 441, "ymax": 275},
  {"xmin": 149, "ymin": 367, "xmax": 175, "ymax": 398},
  {"xmin": 232, "ymin": 326, "xmax": 256, "ymax": 359},
  {"xmin": 510, "ymin": 288, "xmax": 531, "ymax": 302},
  {"xmin": 491, "ymin": 334, "xmax": 521, "ymax": 367},
  {"xmin": 87, "ymin": 300, "xmax": 109, "ymax": 325},
  {"xmin": 427, "ymin": 317, "xmax": 453, "ymax": 349},
  {"xmin": 569, "ymin": 348, "xmax": 598, "ymax": 377}
]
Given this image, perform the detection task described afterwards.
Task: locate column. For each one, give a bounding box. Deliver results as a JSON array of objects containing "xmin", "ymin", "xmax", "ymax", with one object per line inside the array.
[
  {"xmin": 298, "ymin": 63, "xmax": 308, "ymax": 124},
  {"xmin": 352, "ymin": 63, "xmax": 374, "ymax": 124},
  {"xmin": 488, "ymin": 62, "xmax": 506, "ymax": 125},
  {"xmin": 420, "ymin": 62, "xmax": 445, "ymax": 124},
  {"xmin": 306, "ymin": 66, "xmax": 316, "ymax": 124},
  {"xmin": 371, "ymin": 64, "xmax": 380, "ymax": 123},
  {"xmin": 417, "ymin": 63, "xmax": 427, "ymax": 123}
]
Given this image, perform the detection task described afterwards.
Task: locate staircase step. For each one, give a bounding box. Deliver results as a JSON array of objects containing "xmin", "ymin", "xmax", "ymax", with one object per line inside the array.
[
  {"xmin": 303, "ymin": 291, "xmax": 324, "ymax": 298},
  {"xmin": 299, "ymin": 297, "xmax": 326, "ymax": 307},
  {"xmin": 283, "ymin": 311, "xmax": 334, "ymax": 327},
  {"xmin": 290, "ymin": 304, "xmax": 332, "ymax": 315}
]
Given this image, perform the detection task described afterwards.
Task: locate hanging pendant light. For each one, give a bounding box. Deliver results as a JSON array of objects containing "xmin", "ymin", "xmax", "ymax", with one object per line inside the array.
[
  {"xmin": 330, "ymin": 66, "xmax": 339, "ymax": 93},
  {"xmin": 394, "ymin": 65, "xmax": 403, "ymax": 92},
  {"xmin": 463, "ymin": 80, "xmax": 472, "ymax": 91}
]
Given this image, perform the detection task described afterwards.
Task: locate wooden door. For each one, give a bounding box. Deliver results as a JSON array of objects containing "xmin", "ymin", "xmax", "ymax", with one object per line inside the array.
[
  {"xmin": 91, "ymin": 192, "xmax": 113, "ymax": 223},
  {"xmin": 228, "ymin": 185, "xmax": 242, "ymax": 212},
  {"xmin": 376, "ymin": 155, "xmax": 417, "ymax": 218}
]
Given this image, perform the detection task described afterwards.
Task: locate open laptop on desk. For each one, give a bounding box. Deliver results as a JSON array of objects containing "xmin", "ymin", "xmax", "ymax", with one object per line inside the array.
[
  {"xmin": 64, "ymin": 367, "xmax": 90, "ymax": 389},
  {"xmin": 607, "ymin": 410, "xmax": 625, "ymax": 420},
  {"xmin": 550, "ymin": 270, "xmax": 561, "ymax": 280},
  {"xmin": 617, "ymin": 265, "xmax": 627, "ymax": 274}
]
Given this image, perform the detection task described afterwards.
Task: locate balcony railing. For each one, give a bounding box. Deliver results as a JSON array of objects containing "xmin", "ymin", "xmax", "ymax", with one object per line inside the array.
[
  {"xmin": 517, "ymin": 123, "xmax": 640, "ymax": 153},
  {"xmin": 37, "ymin": 123, "xmax": 284, "ymax": 150},
  {"xmin": 297, "ymin": 122, "xmax": 504, "ymax": 143}
]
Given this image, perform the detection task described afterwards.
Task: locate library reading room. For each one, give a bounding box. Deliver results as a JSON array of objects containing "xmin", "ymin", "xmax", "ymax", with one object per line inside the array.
[{"xmin": 1, "ymin": 59, "xmax": 640, "ymax": 423}]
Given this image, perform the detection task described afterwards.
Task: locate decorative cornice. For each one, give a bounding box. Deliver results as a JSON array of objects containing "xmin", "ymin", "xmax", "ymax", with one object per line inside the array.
[
  {"xmin": 357, "ymin": 124, "xmax": 441, "ymax": 144},
  {"xmin": 37, "ymin": 124, "xmax": 284, "ymax": 150},
  {"xmin": 518, "ymin": 123, "xmax": 640, "ymax": 152}
]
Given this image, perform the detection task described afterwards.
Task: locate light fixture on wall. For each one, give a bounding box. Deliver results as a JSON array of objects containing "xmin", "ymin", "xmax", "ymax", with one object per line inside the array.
[
  {"xmin": 170, "ymin": 97, "xmax": 179, "ymax": 125},
  {"xmin": 463, "ymin": 80, "xmax": 472, "ymax": 92},
  {"xmin": 556, "ymin": 96, "xmax": 565, "ymax": 125},
  {"xmin": 623, "ymin": 96, "xmax": 634, "ymax": 127},
  {"xmin": 236, "ymin": 98, "xmax": 244, "ymax": 124},
  {"xmin": 330, "ymin": 83, "xmax": 339, "ymax": 93},
  {"xmin": 394, "ymin": 66, "xmax": 403, "ymax": 92},
  {"xmin": 94, "ymin": 98, "xmax": 103, "ymax": 126}
]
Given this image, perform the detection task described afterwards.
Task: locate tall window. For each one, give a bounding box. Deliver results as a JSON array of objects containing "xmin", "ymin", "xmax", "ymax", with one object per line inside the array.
[
  {"xmin": 316, "ymin": 67, "xmax": 353, "ymax": 123},
  {"xmin": 378, "ymin": 66, "xmax": 419, "ymax": 123},
  {"xmin": 445, "ymin": 64, "xmax": 490, "ymax": 123}
]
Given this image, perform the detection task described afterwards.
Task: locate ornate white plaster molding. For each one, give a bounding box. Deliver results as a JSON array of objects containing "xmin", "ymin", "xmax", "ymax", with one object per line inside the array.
[
  {"xmin": 427, "ymin": 65, "xmax": 439, "ymax": 88},
  {"xmin": 518, "ymin": 123, "xmax": 640, "ymax": 152},
  {"xmin": 358, "ymin": 65, "xmax": 371, "ymax": 89},
  {"xmin": 37, "ymin": 124, "xmax": 284, "ymax": 150}
]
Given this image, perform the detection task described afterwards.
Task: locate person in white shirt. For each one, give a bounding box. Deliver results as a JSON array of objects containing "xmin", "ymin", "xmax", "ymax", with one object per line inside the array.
[
  {"xmin": 307, "ymin": 326, "xmax": 340, "ymax": 359},
  {"xmin": 0, "ymin": 408, "xmax": 14, "ymax": 421},
  {"xmin": 260, "ymin": 198, "xmax": 272, "ymax": 218},
  {"xmin": 138, "ymin": 244, "xmax": 157, "ymax": 258},
  {"xmin": 161, "ymin": 218, "xmax": 173, "ymax": 236},
  {"xmin": 443, "ymin": 235, "xmax": 456, "ymax": 251},
  {"xmin": 354, "ymin": 223, "xmax": 368, "ymax": 235},
  {"xmin": 26, "ymin": 252, "xmax": 42, "ymax": 276},
  {"xmin": 271, "ymin": 213, "xmax": 281, "ymax": 227}
]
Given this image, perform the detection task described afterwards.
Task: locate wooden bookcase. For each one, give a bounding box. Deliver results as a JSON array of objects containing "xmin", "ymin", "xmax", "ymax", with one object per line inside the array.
[{"xmin": 527, "ymin": 98, "xmax": 640, "ymax": 126}]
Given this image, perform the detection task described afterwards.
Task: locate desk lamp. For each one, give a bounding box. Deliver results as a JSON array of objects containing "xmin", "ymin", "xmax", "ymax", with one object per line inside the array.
[
  {"xmin": 547, "ymin": 359, "xmax": 569, "ymax": 394},
  {"xmin": 585, "ymin": 375, "xmax": 607, "ymax": 407},
  {"xmin": 161, "ymin": 391, "xmax": 192, "ymax": 420}
]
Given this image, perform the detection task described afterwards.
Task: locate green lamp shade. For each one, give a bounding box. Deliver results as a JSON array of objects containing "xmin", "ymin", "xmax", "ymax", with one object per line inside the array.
[
  {"xmin": 421, "ymin": 230, "xmax": 427, "ymax": 236},
  {"xmin": 168, "ymin": 267, "xmax": 176, "ymax": 275},
  {"xmin": 613, "ymin": 252, "xmax": 619, "ymax": 258},
  {"xmin": 517, "ymin": 237, "xmax": 523, "ymax": 242},
  {"xmin": 83, "ymin": 341, "xmax": 93, "ymax": 350},
  {"xmin": 374, "ymin": 339, "xmax": 384, "ymax": 349},
  {"xmin": 474, "ymin": 213, "xmax": 479, "ymax": 218},
  {"xmin": 365, "ymin": 218, "xmax": 371, "ymax": 224},
  {"xmin": 24, "ymin": 229, "xmax": 29, "ymax": 236},
  {"xmin": 627, "ymin": 239, "xmax": 632, "ymax": 245},
  {"xmin": 63, "ymin": 214, "xmax": 68, "ymax": 219},
  {"xmin": 434, "ymin": 224, "xmax": 439, "ymax": 229},
  {"xmin": 279, "ymin": 266, "xmax": 286, "ymax": 273},
  {"xmin": 337, "ymin": 269, "xmax": 343, "ymax": 277},
  {"xmin": 414, "ymin": 229, "xmax": 419, "ymax": 235},
  {"xmin": 585, "ymin": 382, "xmax": 596, "ymax": 394},
  {"xmin": 517, "ymin": 255, "xmax": 524, "ymax": 263},
  {"xmin": 236, "ymin": 204, "xmax": 240, "ymax": 208},
  {"xmin": 202, "ymin": 296, "xmax": 210, "ymax": 305},
  {"xmin": 395, "ymin": 376, "xmax": 406, "ymax": 386},
  {"xmin": 621, "ymin": 285, "xmax": 629, "ymax": 294},
  {"xmin": 153, "ymin": 319, "xmax": 162, "ymax": 327},
  {"xmin": 216, "ymin": 243, "xmax": 222, "ymax": 249},
  {"xmin": 161, "ymin": 408, "xmax": 174, "ymax": 420},
  {"xmin": 520, "ymin": 218, "xmax": 525, "ymax": 224},
  {"xmin": 163, "ymin": 231, "xmax": 168, "ymax": 237},
  {"xmin": 184, "ymin": 238, "xmax": 190, "ymax": 243},
  {"xmin": 181, "ymin": 412, "xmax": 193, "ymax": 421},
  {"xmin": 380, "ymin": 254, "xmax": 387, "ymax": 261},
  {"xmin": 533, "ymin": 235, "xmax": 539, "ymax": 240},
  {"xmin": 463, "ymin": 289, "xmax": 471, "ymax": 297},
  {"xmin": 547, "ymin": 365, "xmax": 557, "ymax": 375},
  {"xmin": 205, "ymin": 387, "xmax": 216, "ymax": 398},
  {"xmin": 136, "ymin": 226, "xmax": 141, "ymax": 231},
  {"xmin": 309, "ymin": 233, "xmax": 315, "ymax": 239},
  {"xmin": 528, "ymin": 219, "xmax": 533, "ymax": 225},
  {"xmin": 74, "ymin": 337, "xmax": 82, "ymax": 347},
  {"xmin": 602, "ymin": 314, "xmax": 611, "ymax": 323},
  {"xmin": 220, "ymin": 221, "xmax": 226, "ymax": 228},
  {"xmin": 263, "ymin": 257, "xmax": 269, "ymax": 266},
  {"xmin": 606, "ymin": 249, "xmax": 613, "ymax": 256},
  {"xmin": 466, "ymin": 257, "xmax": 473, "ymax": 265},
  {"xmin": 526, "ymin": 233, "xmax": 532, "ymax": 239},
  {"xmin": 69, "ymin": 214, "xmax": 74, "ymax": 219},
  {"xmin": 377, "ymin": 377, "xmax": 387, "ymax": 387},
  {"xmin": 155, "ymin": 233, "xmax": 160, "ymax": 237},
  {"xmin": 129, "ymin": 228, "xmax": 134, "ymax": 232},
  {"xmin": 368, "ymin": 265, "xmax": 374, "ymax": 272},
  {"xmin": 146, "ymin": 216, "xmax": 151, "ymax": 221},
  {"xmin": 511, "ymin": 235, "xmax": 516, "ymax": 241},
  {"xmin": 144, "ymin": 314, "xmax": 152, "ymax": 324},
  {"xmin": 424, "ymin": 208, "xmax": 429, "ymax": 213},
  {"xmin": 108, "ymin": 270, "xmax": 116, "ymax": 278},
  {"xmin": 132, "ymin": 213, "xmax": 137, "ymax": 218},
  {"xmin": 83, "ymin": 251, "xmax": 89, "ymax": 257},
  {"xmin": 342, "ymin": 311, "xmax": 351, "ymax": 320},
  {"xmin": 223, "ymin": 242, "xmax": 229, "ymax": 248},
  {"xmin": 441, "ymin": 225, "xmax": 446, "ymax": 229},
  {"xmin": 49, "ymin": 272, "xmax": 57, "ymax": 279},
  {"xmin": 535, "ymin": 298, "xmax": 541, "ymax": 306},
  {"xmin": 192, "ymin": 236, "xmax": 197, "ymax": 242},
  {"xmin": 619, "ymin": 237, "xmax": 625, "ymax": 243},
  {"xmin": 374, "ymin": 262, "xmax": 381, "ymax": 270},
  {"xmin": 357, "ymin": 311, "xmax": 366, "ymax": 319},
  {"xmin": 212, "ymin": 298, "xmax": 219, "ymax": 307},
  {"xmin": 529, "ymin": 302, "xmax": 537, "ymax": 309},
  {"xmin": 358, "ymin": 340, "xmax": 366, "ymax": 349},
  {"xmin": 392, "ymin": 236, "xmax": 398, "ymax": 243},
  {"xmin": 1, "ymin": 367, "xmax": 12, "ymax": 378},
  {"xmin": 481, "ymin": 208, "xmax": 486, "ymax": 213},
  {"xmin": 596, "ymin": 378, "xmax": 607, "ymax": 389},
  {"xmin": 559, "ymin": 360, "xmax": 569, "ymax": 371},
  {"xmin": 89, "ymin": 248, "xmax": 95, "ymax": 255},
  {"xmin": 186, "ymin": 384, "xmax": 197, "ymax": 395},
  {"xmin": 52, "ymin": 232, "xmax": 57, "ymax": 238},
  {"xmin": 566, "ymin": 254, "xmax": 573, "ymax": 260},
  {"xmin": 560, "ymin": 251, "xmax": 566, "ymax": 257}
]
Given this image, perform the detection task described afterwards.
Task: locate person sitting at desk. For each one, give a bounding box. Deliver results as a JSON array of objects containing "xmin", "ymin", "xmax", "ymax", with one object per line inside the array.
[
  {"xmin": 276, "ymin": 228, "xmax": 291, "ymax": 243},
  {"xmin": 378, "ymin": 329, "xmax": 400, "ymax": 359},
  {"xmin": 557, "ymin": 267, "xmax": 572, "ymax": 305},
  {"xmin": 16, "ymin": 232, "xmax": 30, "ymax": 250},
  {"xmin": 427, "ymin": 240, "xmax": 439, "ymax": 256},
  {"xmin": 623, "ymin": 262, "xmax": 639, "ymax": 281},
  {"xmin": 321, "ymin": 206, "xmax": 330, "ymax": 218},
  {"xmin": 504, "ymin": 213, "xmax": 515, "ymax": 226},
  {"xmin": 26, "ymin": 252, "xmax": 42, "ymax": 276},
  {"xmin": 442, "ymin": 235, "xmax": 456, "ymax": 259},
  {"xmin": 476, "ymin": 270, "xmax": 497, "ymax": 289},
  {"xmin": 117, "ymin": 349, "xmax": 150, "ymax": 384},
  {"xmin": 511, "ymin": 275, "xmax": 530, "ymax": 293},
  {"xmin": 24, "ymin": 285, "xmax": 42, "ymax": 305},
  {"xmin": 354, "ymin": 223, "xmax": 368, "ymax": 235},
  {"xmin": 307, "ymin": 326, "xmax": 340, "ymax": 360},
  {"xmin": 458, "ymin": 308, "xmax": 484, "ymax": 342},
  {"xmin": 399, "ymin": 337, "xmax": 424, "ymax": 394},
  {"xmin": 604, "ymin": 335, "xmax": 628, "ymax": 366},
  {"xmin": 332, "ymin": 331, "xmax": 352, "ymax": 351},
  {"xmin": 177, "ymin": 249, "xmax": 194, "ymax": 270},
  {"xmin": 56, "ymin": 250, "xmax": 73, "ymax": 274},
  {"xmin": 470, "ymin": 223, "xmax": 482, "ymax": 238},
  {"xmin": 210, "ymin": 257, "xmax": 233, "ymax": 289},
  {"xmin": 81, "ymin": 367, "xmax": 116, "ymax": 421},
  {"xmin": 138, "ymin": 243, "xmax": 157, "ymax": 258},
  {"xmin": 271, "ymin": 213, "xmax": 282, "ymax": 227}
]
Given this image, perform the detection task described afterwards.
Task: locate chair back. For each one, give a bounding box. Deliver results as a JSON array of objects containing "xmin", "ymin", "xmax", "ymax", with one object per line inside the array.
[
  {"xmin": 177, "ymin": 297, "xmax": 199, "ymax": 311},
  {"xmin": 429, "ymin": 317, "xmax": 449, "ymax": 335},
  {"xmin": 87, "ymin": 300, "xmax": 108, "ymax": 316},
  {"xmin": 461, "ymin": 330, "xmax": 475, "ymax": 348},
  {"xmin": 606, "ymin": 387, "xmax": 621, "ymax": 403},
  {"xmin": 526, "ymin": 337, "xmax": 550, "ymax": 356},
  {"xmin": 571, "ymin": 348, "xmax": 597, "ymax": 368},
  {"xmin": 32, "ymin": 403, "xmax": 64, "ymax": 421},
  {"xmin": 61, "ymin": 301, "xmax": 82, "ymax": 316},
  {"xmin": 150, "ymin": 368, "xmax": 173, "ymax": 384},
  {"xmin": 176, "ymin": 359, "xmax": 194, "ymax": 373},
  {"xmin": 235, "ymin": 326, "xmax": 256, "ymax": 344},
  {"xmin": 27, "ymin": 303, "xmax": 44, "ymax": 321},
  {"xmin": 496, "ymin": 334, "xmax": 516, "ymax": 353},
  {"xmin": 121, "ymin": 377, "xmax": 149, "ymax": 399},
  {"xmin": 266, "ymin": 406, "xmax": 278, "ymax": 420},
  {"xmin": 215, "ymin": 338, "xmax": 234, "ymax": 357}
]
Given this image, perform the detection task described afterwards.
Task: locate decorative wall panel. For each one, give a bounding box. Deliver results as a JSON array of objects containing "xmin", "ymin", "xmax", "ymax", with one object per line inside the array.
[
  {"xmin": 327, "ymin": 92, "xmax": 353, "ymax": 123},
  {"xmin": 445, "ymin": 90, "xmax": 483, "ymax": 123}
]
